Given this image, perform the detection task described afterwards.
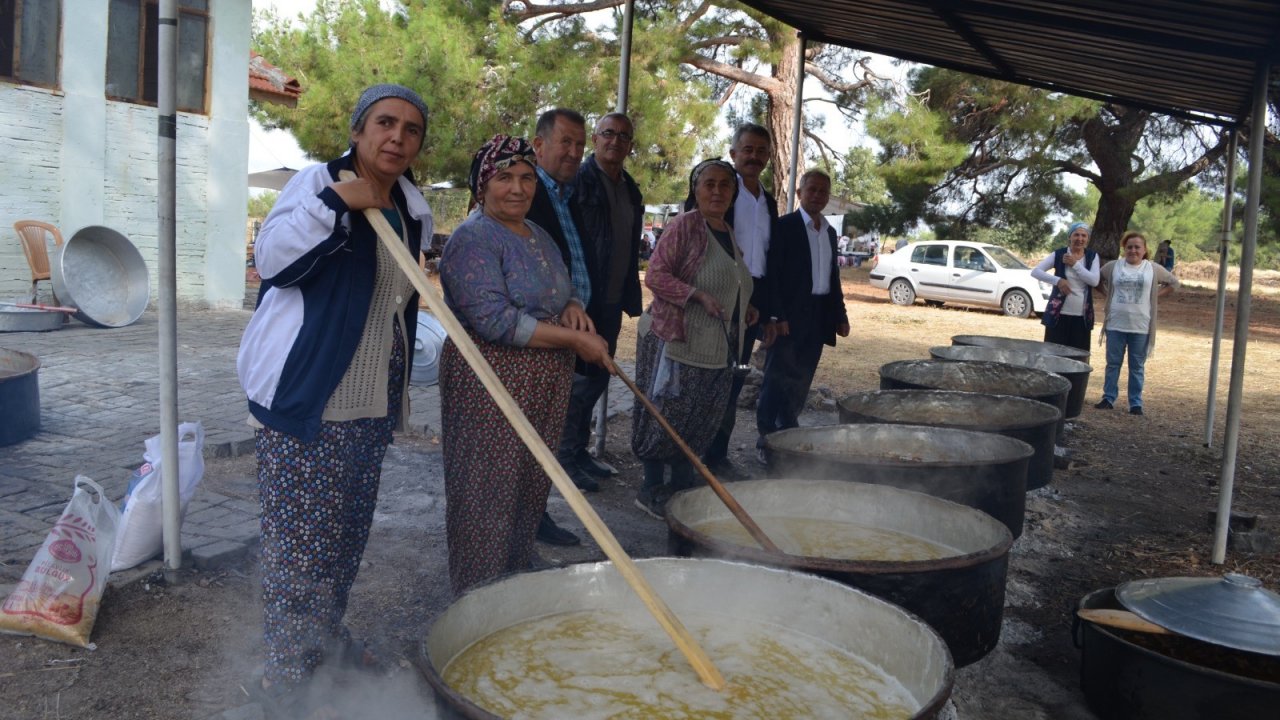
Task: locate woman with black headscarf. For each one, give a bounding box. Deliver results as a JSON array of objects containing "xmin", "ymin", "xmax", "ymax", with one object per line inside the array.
[
  {"xmin": 631, "ymin": 159, "xmax": 757, "ymax": 518},
  {"xmin": 439, "ymin": 134, "xmax": 610, "ymax": 595},
  {"xmin": 237, "ymin": 83, "xmax": 432, "ymax": 702}
]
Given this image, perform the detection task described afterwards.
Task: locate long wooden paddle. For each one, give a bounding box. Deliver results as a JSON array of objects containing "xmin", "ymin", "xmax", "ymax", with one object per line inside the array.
[
  {"xmin": 611, "ymin": 364, "xmax": 781, "ymax": 553},
  {"xmin": 341, "ymin": 171, "xmax": 725, "ymax": 691},
  {"xmin": 1076, "ymin": 608, "xmax": 1172, "ymax": 635}
]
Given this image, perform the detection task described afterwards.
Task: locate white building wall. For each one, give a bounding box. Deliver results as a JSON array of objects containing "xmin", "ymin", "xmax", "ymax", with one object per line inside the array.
[{"xmin": 0, "ymin": 0, "xmax": 250, "ymax": 309}]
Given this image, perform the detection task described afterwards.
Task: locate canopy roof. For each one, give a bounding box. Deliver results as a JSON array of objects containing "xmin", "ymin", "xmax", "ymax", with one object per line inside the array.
[{"xmin": 739, "ymin": 0, "xmax": 1280, "ymax": 125}]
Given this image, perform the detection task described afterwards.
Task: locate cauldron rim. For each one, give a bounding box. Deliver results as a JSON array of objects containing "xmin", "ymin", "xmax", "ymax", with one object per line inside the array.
[
  {"xmin": 951, "ymin": 333, "xmax": 1090, "ymax": 359},
  {"xmin": 838, "ymin": 389, "xmax": 1062, "ymax": 433},
  {"xmin": 0, "ymin": 347, "xmax": 42, "ymax": 378},
  {"xmin": 880, "ymin": 359, "xmax": 1074, "ymax": 396},
  {"xmin": 665, "ymin": 479, "xmax": 1014, "ymax": 574},
  {"xmin": 929, "ymin": 345, "xmax": 1093, "ymax": 374},
  {"xmin": 764, "ymin": 423, "xmax": 1036, "ymax": 467}
]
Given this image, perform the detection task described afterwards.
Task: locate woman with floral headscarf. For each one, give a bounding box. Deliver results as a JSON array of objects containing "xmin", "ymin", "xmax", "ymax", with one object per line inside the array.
[
  {"xmin": 631, "ymin": 159, "xmax": 757, "ymax": 519},
  {"xmin": 1030, "ymin": 221, "xmax": 1101, "ymax": 351},
  {"xmin": 439, "ymin": 134, "xmax": 609, "ymax": 595}
]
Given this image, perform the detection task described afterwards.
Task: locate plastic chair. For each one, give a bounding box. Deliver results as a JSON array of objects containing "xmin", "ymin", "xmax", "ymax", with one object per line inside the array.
[{"xmin": 13, "ymin": 220, "xmax": 64, "ymax": 302}]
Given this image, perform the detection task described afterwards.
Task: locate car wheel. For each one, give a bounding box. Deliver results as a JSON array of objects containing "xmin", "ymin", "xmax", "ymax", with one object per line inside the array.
[
  {"xmin": 888, "ymin": 279, "xmax": 916, "ymax": 306},
  {"xmin": 1002, "ymin": 289, "xmax": 1032, "ymax": 318}
]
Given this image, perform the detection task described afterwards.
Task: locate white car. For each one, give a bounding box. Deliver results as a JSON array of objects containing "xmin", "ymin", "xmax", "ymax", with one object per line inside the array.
[{"xmin": 869, "ymin": 240, "xmax": 1052, "ymax": 318}]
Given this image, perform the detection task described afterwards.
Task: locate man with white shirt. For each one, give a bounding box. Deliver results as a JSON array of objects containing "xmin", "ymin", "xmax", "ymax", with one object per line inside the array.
[
  {"xmin": 702, "ymin": 123, "xmax": 779, "ymax": 472},
  {"xmin": 756, "ymin": 170, "xmax": 850, "ymax": 458}
]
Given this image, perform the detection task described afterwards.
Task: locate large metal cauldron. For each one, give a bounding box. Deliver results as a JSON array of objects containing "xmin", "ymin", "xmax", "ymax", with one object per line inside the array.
[
  {"xmin": 0, "ymin": 348, "xmax": 40, "ymax": 446},
  {"xmin": 52, "ymin": 226, "xmax": 149, "ymax": 328},
  {"xmin": 838, "ymin": 390, "xmax": 1061, "ymax": 491},
  {"xmin": 666, "ymin": 480, "xmax": 1012, "ymax": 667},
  {"xmin": 930, "ymin": 345, "xmax": 1093, "ymax": 419},
  {"xmin": 951, "ymin": 333, "xmax": 1090, "ymax": 362},
  {"xmin": 762, "ymin": 424, "xmax": 1032, "ymax": 537},
  {"xmin": 1075, "ymin": 587, "xmax": 1280, "ymax": 719},
  {"xmin": 420, "ymin": 558, "xmax": 954, "ymax": 719},
  {"xmin": 880, "ymin": 359, "xmax": 1072, "ymax": 441}
]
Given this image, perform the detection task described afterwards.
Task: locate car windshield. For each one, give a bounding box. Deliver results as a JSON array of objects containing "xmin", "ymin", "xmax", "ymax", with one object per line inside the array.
[{"xmin": 983, "ymin": 246, "xmax": 1028, "ymax": 269}]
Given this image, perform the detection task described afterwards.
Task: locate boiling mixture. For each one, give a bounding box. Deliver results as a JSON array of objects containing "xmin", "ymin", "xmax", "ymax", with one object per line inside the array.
[{"xmin": 692, "ymin": 516, "xmax": 959, "ymax": 561}]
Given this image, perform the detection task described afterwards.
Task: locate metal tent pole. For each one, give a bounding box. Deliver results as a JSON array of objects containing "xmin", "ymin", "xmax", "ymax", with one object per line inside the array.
[
  {"xmin": 785, "ymin": 33, "xmax": 806, "ymax": 213},
  {"xmin": 1211, "ymin": 64, "xmax": 1269, "ymax": 564},
  {"xmin": 157, "ymin": 0, "xmax": 182, "ymax": 574},
  {"xmin": 1204, "ymin": 130, "xmax": 1237, "ymax": 447}
]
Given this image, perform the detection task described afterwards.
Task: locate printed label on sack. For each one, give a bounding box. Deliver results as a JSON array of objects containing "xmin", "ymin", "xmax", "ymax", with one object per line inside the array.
[{"xmin": 1, "ymin": 514, "xmax": 98, "ymax": 627}]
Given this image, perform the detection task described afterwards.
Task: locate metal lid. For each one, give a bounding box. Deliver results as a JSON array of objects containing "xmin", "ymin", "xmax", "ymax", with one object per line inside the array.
[{"xmin": 1117, "ymin": 574, "xmax": 1280, "ymax": 656}]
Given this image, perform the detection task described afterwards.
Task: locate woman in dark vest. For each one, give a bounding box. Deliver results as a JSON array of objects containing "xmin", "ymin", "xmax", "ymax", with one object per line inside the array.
[{"xmin": 1030, "ymin": 221, "xmax": 1100, "ymax": 351}]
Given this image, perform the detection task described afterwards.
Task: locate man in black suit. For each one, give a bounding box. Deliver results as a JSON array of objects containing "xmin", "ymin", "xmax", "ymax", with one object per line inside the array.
[
  {"xmin": 525, "ymin": 107, "xmax": 594, "ymax": 546},
  {"xmin": 555, "ymin": 112, "xmax": 644, "ymax": 492},
  {"xmin": 702, "ymin": 123, "xmax": 779, "ymax": 473},
  {"xmin": 755, "ymin": 170, "xmax": 850, "ymax": 459}
]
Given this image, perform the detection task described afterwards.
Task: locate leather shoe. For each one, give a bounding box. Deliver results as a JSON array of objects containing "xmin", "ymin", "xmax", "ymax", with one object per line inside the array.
[
  {"xmin": 575, "ymin": 451, "xmax": 618, "ymax": 477},
  {"xmin": 1129, "ymin": 406, "xmax": 1144, "ymax": 416},
  {"xmin": 564, "ymin": 463, "xmax": 600, "ymax": 492},
  {"xmin": 537, "ymin": 512, "xmax": 580, "ymax": 546},
  {"xmin": 1094, "ymin": 399, "xmax": 1113, "ymax": 410}
]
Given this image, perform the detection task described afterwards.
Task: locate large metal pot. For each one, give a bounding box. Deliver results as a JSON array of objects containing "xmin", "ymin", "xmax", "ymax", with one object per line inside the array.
[
  {"xmin": 929, "ymin": 345, "xmax": 1093, "ymax": 419},
  {"xmin": 421, "ymin": 558, "xmax": 954, "ymax": 719},
  {"xmin": 0, "ymin": 348, "xmax": 40, "ymax": 446},
  {"xmin": 51, "ymin": 226, "xmax": 149, "ymax": 328},
  {"xmin": 0, "ymin": 308, "xmax": 63, "ymax": 333},
  {"xmin": 762, "ymin": 423, "xmax": 1032, "ymax": 537},
  {"xmin": 838, "ymin": 390, "xmax": 1061, "ymax": 491},
  {"xmin": 880, "ymin": 359, "xmax": 1072, "ymax": 441},
  {"xmin": 666, "ymin": 480, "xmax": 1012, "ymax": 667},
  {"xmin": 951, "ymin": 333, "xmax": 1090, "ymax": 363},
  {"xmin": 1075, "ymin": 587, "xmax": 1280, "ymax": 719}
]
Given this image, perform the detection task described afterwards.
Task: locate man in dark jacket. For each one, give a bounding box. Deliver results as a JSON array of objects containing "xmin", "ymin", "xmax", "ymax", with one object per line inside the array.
[
  {"xmin": 703, "ymin": 122, "xmax": 779, "ymax": 473},
  {"xmin": 556, "ymin": 112, "xmax": 644, "ymax": 489},
  {"xmin": 755, "ymin": 170, "xmax": 849, "ymax": 459},
  {"xmin": 526, "ymin": 107, "xmax": 593, "ymax": 546}
]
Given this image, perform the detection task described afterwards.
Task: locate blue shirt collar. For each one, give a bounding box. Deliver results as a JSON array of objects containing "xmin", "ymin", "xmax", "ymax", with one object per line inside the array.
[{"xmin": 536, "ymin": 165, "xmax": 575, "ymax": 201}]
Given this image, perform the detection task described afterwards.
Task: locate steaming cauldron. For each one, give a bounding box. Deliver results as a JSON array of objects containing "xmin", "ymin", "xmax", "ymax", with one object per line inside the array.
[
  {"xmin": 0, "ymin": 348, "xmax": 40, "ymax": 446},
  {"xmin": 762, "ymin": 424, "xmax": 1032, "ymax": 537},
  {"xmin": 929, "ymin": 345, "xmax": 1093, "ymax": 419},
  {"xmin": 420, "ymin": 558, "xmax": 954, "ymax": 719},
  {"xmin": 951, "ymin": 334, "xmax": 1090, "ymax": 362},
  {"xmin": 838, "ymin": 390, "xmax": 1061, "ymax": 490},
  {"xmin": 666, "ymin": 480, "xmax": 1012, "ymax": 667},
  {"xmin": 880, "ymin": 359, "xmax": 1071, "ymax": 440}
]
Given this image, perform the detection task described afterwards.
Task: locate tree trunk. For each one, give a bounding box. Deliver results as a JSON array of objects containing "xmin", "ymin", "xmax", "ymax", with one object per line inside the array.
[
  {"xmin": 767, "ymin": 34, "xmax": 801, "ymax": 209},
  {"xmin": 1091, "ymin": 191, "xmax": 1137, "ymax": 262}
]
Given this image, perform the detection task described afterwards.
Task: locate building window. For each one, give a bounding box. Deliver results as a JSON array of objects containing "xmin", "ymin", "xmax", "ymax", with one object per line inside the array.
[
  {"xmin": 1, "ymin": 0, "xmax": 61, "ymax": 87},
  {"xmin": 105, "ymin": 0, "xmax": 209, "ymax": 113}
]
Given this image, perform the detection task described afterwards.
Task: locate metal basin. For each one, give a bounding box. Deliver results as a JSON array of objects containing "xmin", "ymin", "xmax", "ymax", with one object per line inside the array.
[
  {"xmin": 420, "ymin": 557, "xmax": 954, "ymax": 719},
  {"xmin": 762, "ymin": 423, "xmax": 1032, "ymax": 537},
  {"xmin": 0, "ymin": 348, "xmax": 40, "ymax": 446},
  {"xmin": 951, "ymin": 334, "xmax": 1090, "ymax": 363},
  {"xmin": 666, "ymin": 480, "xmax": 1013, "ymax": 667},
  {"xmin": 880, "ymin": 359, "xmax": 1072, "ymax": 441},
  {"xmin": 0, "ymin": 308, "xmax": 63, "ymax": 333},
  {"xmin": 930, "ymin": 345, "xmax": 1093, "ymax": 419},
  {"xmin": 839, "ymin": 390, "xmax": 1061, "ymax": 491},
  {"xmin": 51, "ymin": 226, "xmax": 149, "ymax": 328},
  {"xmin": 1076, "ymin": 587, "xmax": 1280, "ymax": 719}
]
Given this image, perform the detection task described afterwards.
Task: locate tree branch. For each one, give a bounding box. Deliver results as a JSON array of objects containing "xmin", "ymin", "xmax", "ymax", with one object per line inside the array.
[
  {"xmin": 804, "ymin": 62, "xmax": 877, "ymax": 95},
  {"xmin": 691, "ymin": 35, "xmax": 748, "ymax": 51},
  {"xmin": 504, "ymin": 0, "xmax": 623, "ymax": 23},
  {"xmin": 678, "ymin": 0, "xmax": 714, "ymax": 33},
  {"xmin": 683, "ymin": 52, "xmax": 780, "ymax": 94}
]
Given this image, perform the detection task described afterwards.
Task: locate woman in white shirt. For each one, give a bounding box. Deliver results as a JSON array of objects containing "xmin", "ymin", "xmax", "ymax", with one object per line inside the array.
[
  {"xmin": 1030, "ymin": 221, "xmax": 1100, "ymax": 351},
  {"xmin": 1094, "ymin": 231, "xmax": 1180, "ymax": 415}
]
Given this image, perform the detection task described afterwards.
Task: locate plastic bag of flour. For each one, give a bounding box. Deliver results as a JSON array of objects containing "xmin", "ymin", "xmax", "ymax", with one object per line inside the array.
[
  {"xmin": 0, "ymin": 476, "xmax": 120, "ymax": 648},
  {"xmin": 111, "ymin": 422, "xmax": 205, "ymax": 572}
]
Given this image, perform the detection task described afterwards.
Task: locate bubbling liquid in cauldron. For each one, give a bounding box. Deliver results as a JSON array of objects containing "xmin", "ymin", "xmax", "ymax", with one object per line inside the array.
[
  {"xmin": 693, "ymin": 516, "xmax": 959, "ymax": 561},
  {"xmin": 442, "ymin": 609, "xmax": 919, "ymax": 719}
]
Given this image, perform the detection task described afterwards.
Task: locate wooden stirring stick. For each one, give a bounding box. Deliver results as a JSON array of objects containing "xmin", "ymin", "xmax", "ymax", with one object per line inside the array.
[
  {"xmin": 612, "ymin": 365, "xmax": 782, "ymax": 554},
  {"xmin": 341, "ymin": 171, "xmax": 726, "ymax": 691},
  {"xmin": 1077, "ymin": 608, "xmax": 1172, "ymax": 635}
]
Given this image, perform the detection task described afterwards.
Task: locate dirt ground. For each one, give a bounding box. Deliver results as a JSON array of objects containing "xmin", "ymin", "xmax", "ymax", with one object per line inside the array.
[{"xmin": 2, "ymin": 267, "xmax": 1278, "ymax": 719}]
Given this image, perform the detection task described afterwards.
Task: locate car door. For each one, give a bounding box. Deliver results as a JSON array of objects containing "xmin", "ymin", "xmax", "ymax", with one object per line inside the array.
[
  {"xmin": 907, "ymin": 243, "xmax": 952, "ymax": 301},
  {"xmin": 947, "ymin": 244, "xmax": 1002, "ymax": 307}
]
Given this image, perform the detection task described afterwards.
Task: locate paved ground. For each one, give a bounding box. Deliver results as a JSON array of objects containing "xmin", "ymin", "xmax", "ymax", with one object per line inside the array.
[{"xmin": 0, "ymin": 305, "xmax": 634, "ymax": 598}]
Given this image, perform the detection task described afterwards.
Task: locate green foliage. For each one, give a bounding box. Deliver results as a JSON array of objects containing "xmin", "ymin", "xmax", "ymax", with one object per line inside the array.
[
  {"xmin": 247, "ymin": 191, "xmax": 278, "ymax": 219},
  {"xmin": 831, "ymin": 146, "xmax": 887, "ymax": 203}
]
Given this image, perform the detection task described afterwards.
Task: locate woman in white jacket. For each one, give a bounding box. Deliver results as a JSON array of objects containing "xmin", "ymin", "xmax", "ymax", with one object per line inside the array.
[{"xmin": 1094, "ymin": 231, "xmax": 1180, "ymax": 416}]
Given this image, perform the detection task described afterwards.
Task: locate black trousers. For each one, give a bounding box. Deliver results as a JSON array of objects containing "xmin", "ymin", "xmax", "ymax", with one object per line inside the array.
[
  {"xmin": 1044, "ymin": 314, "xmax": 1092, "ymax": 352},
  {"xmin": 557, "ymin": 303, "xmax": 624, "ymax": 461},
  {"xmin": 703, "ymin": 322, "xmax": 761, "ymax": 464}
]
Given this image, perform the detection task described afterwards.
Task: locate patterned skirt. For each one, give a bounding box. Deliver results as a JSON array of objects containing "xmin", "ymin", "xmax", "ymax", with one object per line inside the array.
[
  {"xmin": 630, "ymin": 328, "xmax": 732, "ymax": 462},
  {"xmin": 441, "ymin": 329, "xmax": 574, "ymax": 596}
]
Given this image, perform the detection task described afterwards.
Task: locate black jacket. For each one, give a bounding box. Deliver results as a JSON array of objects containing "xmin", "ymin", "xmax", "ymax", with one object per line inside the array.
[
  {"xmin": 527, "ymin": 172, "xmax": 594, "ymax": 294},
  {"xmin": 725, "ymin": 179, "xmax": 779, "ymax": 319},
  {"xmin": 574, "ymin": 155, "xmax": 643, "ymax": 319},
  {"xmin": 765, "ymin": 210, "xmax": 848, "ymax": 347}
]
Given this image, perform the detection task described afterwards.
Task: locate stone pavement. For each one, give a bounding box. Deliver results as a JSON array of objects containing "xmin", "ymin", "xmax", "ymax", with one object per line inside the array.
[{"xmin": 0, "ymin": 306, "xmax": 634, "ymax": 597}]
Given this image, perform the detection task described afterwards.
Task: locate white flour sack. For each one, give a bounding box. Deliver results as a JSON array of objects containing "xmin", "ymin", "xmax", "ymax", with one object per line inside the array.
[{"xmin": 0, "ymin": 476, "xmax": 120, "ymax": 648}]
